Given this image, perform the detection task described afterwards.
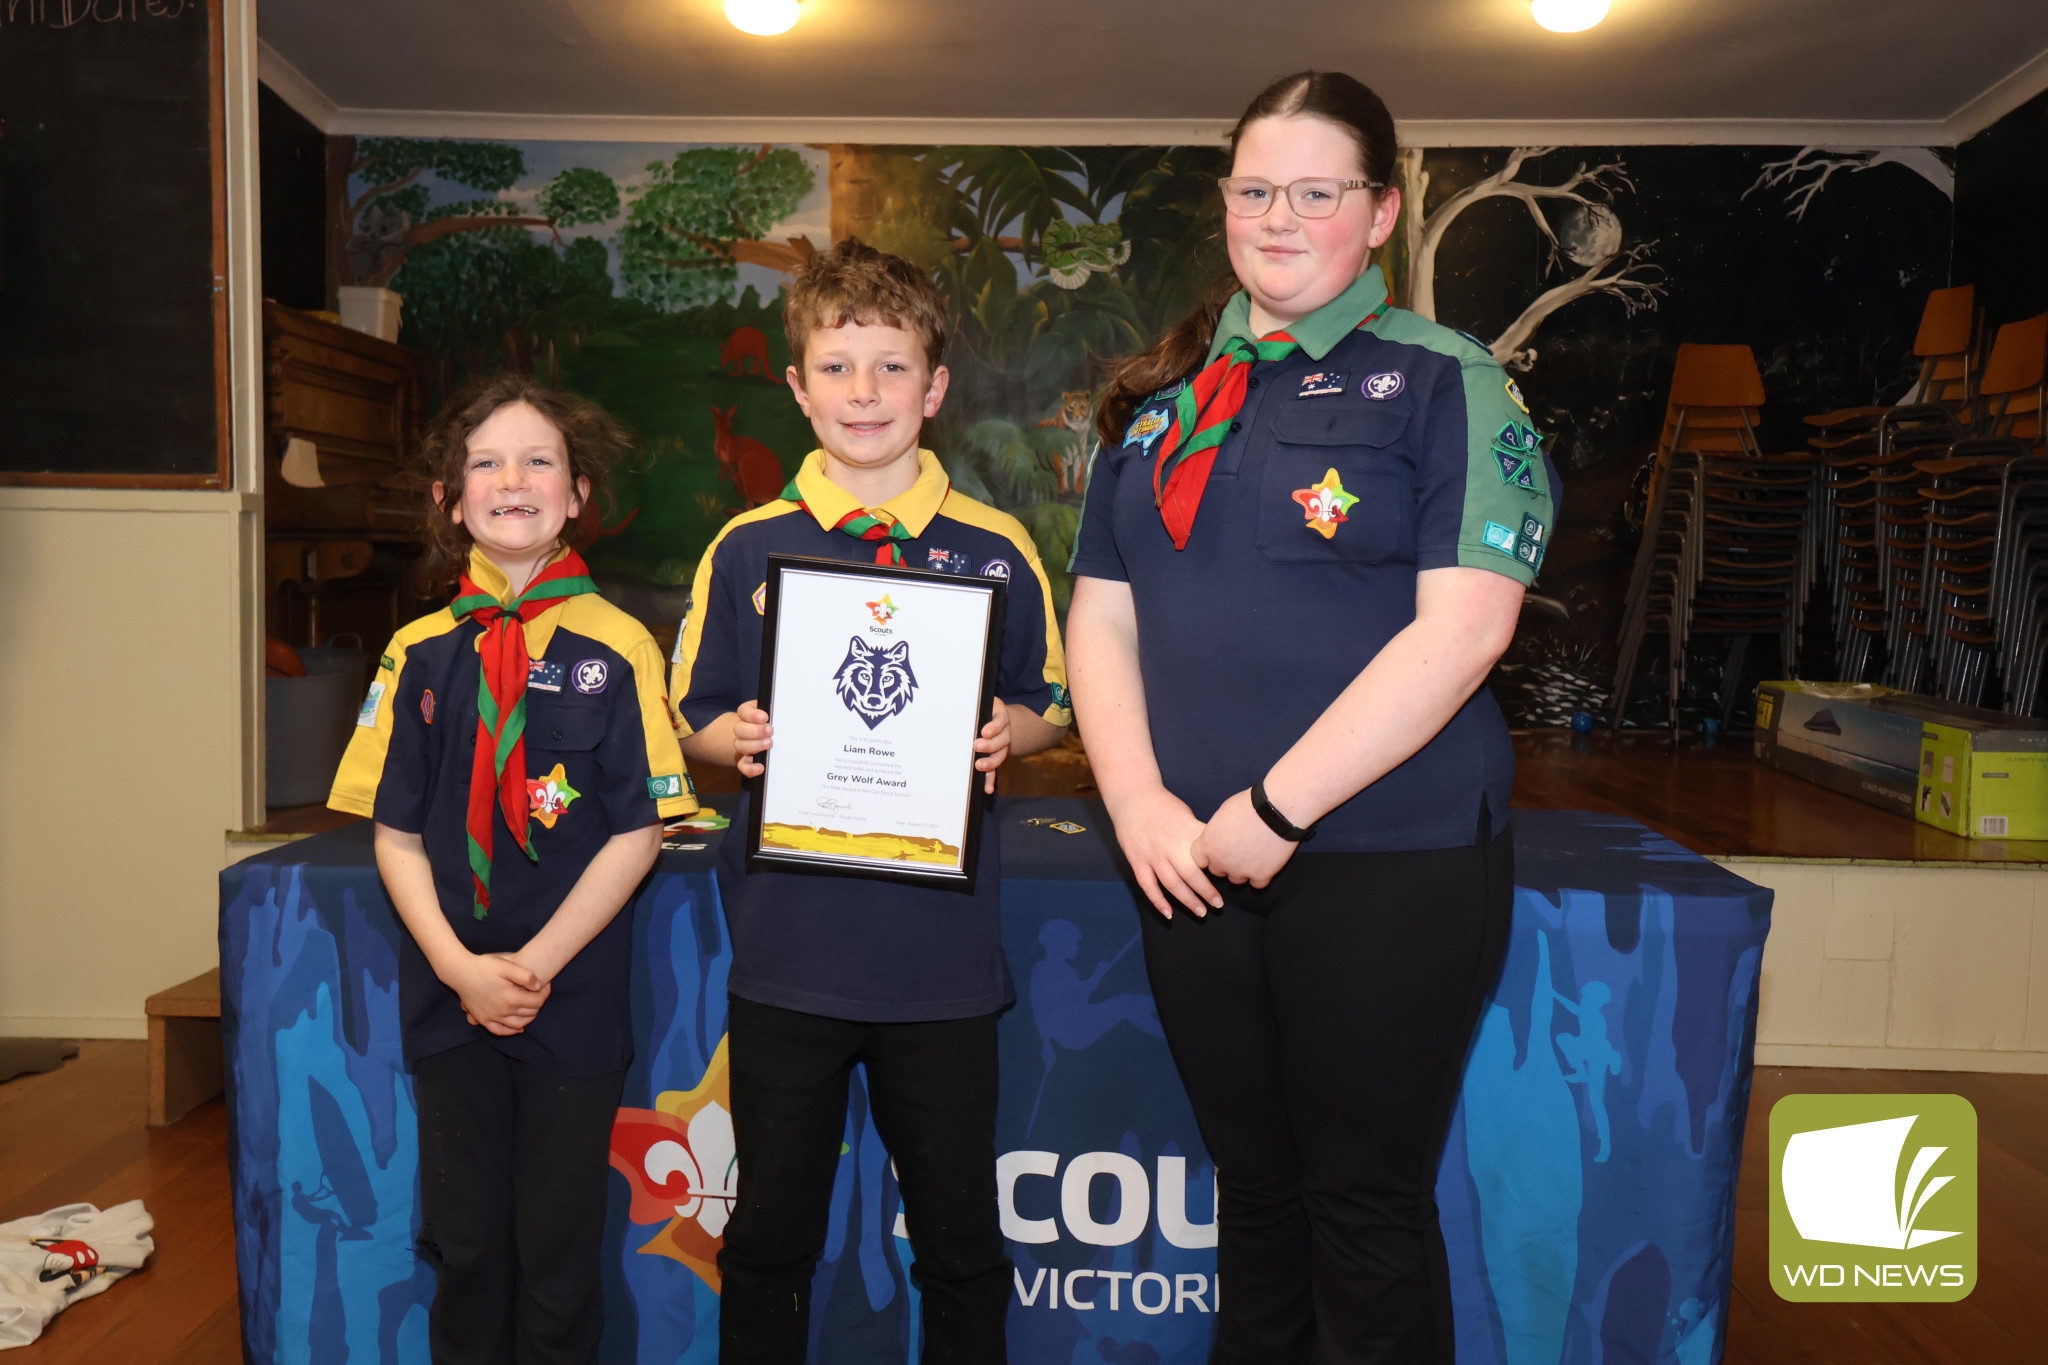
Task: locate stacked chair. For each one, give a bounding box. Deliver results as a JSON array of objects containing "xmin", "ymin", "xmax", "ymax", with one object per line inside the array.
[
  {"xmin": 1898, "ymin": 313, "xmax": 2048, "ymax": 707},
  {"xmin": 1809, "ymin": 287, "xmax": 1978, "ymax": 681},
  {"xmin": 1610, "ymin": 345, "xmax": 1816, "ymax": 728}
]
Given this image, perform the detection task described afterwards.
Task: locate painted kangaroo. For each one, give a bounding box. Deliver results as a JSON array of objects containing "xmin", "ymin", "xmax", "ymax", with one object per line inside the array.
[
  {"xmin": 718, "ymin": 326, "xmax": 772, "ymax": 378},
  {"xmin": 710, "ymin": 406, "xmax": 785, "ymax": 511}
]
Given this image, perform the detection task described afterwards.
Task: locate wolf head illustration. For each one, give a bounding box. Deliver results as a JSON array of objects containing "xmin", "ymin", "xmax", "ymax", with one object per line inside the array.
[{"xmin": 833, "ymin": 637, "xmax": 918, "ymax": 730}]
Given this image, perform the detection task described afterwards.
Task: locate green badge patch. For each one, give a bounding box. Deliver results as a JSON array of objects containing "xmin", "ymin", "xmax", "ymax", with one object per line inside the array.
[
  {"xmin": 1051, "ymin": 682, "xmax": 1071, "ymax": 711},
  {"xmin": 1491, "ymin": 422, "xmax": 1542, "ymax": 490},
  {"xmin": 1482, "ymin": 521, "xmax": 1518, "ymax": 555},
  {"xmin": 647, "ymin": 774, "xmax": 683, "ymax": 799},
  {"xmin": 380, "ymin": 655, "xmax": 395, "ymax": 671}
]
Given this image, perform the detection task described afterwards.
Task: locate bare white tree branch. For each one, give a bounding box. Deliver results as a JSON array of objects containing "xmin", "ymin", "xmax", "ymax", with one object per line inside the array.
[
  {"xmin": 1744, "ymin": 146, "xmax": 1955, "ymax": 221},
  {"xmin": 1491, "ymin": 242, "xmax": 1667, "ymax": 370},
  {"xmin": 1403, "ymin": 147, "xmax": 1637, "ymax": 321}
]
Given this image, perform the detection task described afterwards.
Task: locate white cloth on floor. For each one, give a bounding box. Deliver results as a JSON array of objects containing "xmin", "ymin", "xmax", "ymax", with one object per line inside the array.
[{"xmin": 0, "ymin": 1202, "xmax": 154, "ymax": 1349}]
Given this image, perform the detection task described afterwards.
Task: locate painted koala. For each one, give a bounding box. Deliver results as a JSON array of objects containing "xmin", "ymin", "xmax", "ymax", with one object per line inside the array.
[{"xmin": 833, "ymin": 637, "xmax": 918, "ymax": 730}]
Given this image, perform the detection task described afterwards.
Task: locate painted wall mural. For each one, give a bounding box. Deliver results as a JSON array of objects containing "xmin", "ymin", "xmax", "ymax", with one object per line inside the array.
[{"xmin": 336, "ymin": 135, "xmax": 1951, "ymax": 724}]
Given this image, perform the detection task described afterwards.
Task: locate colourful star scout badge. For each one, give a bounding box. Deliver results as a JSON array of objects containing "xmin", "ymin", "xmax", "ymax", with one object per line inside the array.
[
  {"xmin": 527, "ymin": 763, "xmax": 581, "ymax": 829},
  {"xmin": 1292, "ymin": 468, "xmax": 1359, "ymax": 539},
  {"xmin": 866, "ymin": 594, "xmax": 897, "ymax": 625}
]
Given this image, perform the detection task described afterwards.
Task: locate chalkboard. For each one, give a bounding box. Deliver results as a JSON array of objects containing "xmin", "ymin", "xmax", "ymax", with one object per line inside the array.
[{"xmin": 0, "ymin": 0, "xmax": 230, "ymax": 486}]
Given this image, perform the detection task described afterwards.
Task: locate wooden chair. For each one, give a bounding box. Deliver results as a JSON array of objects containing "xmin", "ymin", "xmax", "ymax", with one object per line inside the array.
[{"xmin": 1805, "ymin": 284, "xmax": 1979, "ymax": 454}]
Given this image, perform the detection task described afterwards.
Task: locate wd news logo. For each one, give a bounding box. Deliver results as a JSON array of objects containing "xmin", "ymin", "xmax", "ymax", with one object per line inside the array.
[{"xmin": 1769, "ymin": 1094, "xmax": 1976, "ymax": 1301}]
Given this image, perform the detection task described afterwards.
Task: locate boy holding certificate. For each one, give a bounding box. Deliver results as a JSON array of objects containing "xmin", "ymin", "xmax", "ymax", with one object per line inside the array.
[{"xmin": 672, "ymin": 237, "xmax": 1071, "ymax": 1363}]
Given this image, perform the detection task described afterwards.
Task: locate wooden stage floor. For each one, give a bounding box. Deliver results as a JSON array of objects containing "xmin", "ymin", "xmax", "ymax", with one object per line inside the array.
[
  {"xmin": 3, "ymin": 1044, "xmax": 2040, "ymax": 1362},
  {"xmin": 251, "ymin": 728, "xmax": 2042, "ymax": 867}
]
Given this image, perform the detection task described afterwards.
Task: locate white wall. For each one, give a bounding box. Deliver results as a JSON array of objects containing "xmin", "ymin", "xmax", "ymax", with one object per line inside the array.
[
  {"xmin": 0, "ymin": 0, "xmax": 264, "ymax": 1039},
  {"xmin": 1743, "ymin": 860, "xmax": 2048, "ymax": 1073}
]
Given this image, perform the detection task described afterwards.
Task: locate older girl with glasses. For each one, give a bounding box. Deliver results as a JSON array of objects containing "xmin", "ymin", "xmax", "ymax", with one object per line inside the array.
[{"xmin": 1066, "ymin": 71, "xmax": 1558, "ymax": 1363}]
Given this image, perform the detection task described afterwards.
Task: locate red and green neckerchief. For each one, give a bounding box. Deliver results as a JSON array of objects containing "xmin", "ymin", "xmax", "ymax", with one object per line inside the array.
[
  {"xmin": 782, "ymin": 477, "xmax": 912, "ymax": 565},
  {"xmin": 450, "ymin": 549, "xmax": 598, "ymax": 918},
  {"xmin": 1151, "ymin": 307, "xmax": 1383, "ymax": 550}
]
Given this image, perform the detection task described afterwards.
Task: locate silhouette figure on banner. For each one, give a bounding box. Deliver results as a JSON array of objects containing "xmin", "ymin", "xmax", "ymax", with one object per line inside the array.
[
  {"xmin": 1553, "ymin": 979, "xmax": 1624, "ymax": 1162},
  {"xmin": 1026, "ymin": 922, "xmax": 1163, "ymax": 1134}
]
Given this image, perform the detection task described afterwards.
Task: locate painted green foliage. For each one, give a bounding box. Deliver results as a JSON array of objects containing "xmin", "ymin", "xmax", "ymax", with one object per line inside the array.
[{"xmin": 357, "ymin": 140, "xmax": 1225, "ymax": 611}]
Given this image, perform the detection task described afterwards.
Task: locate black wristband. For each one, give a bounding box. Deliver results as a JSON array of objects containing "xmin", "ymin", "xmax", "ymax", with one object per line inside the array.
[{"xmin": 1251, "ymin": 779, "xmax": 1318, "ymax": 843}]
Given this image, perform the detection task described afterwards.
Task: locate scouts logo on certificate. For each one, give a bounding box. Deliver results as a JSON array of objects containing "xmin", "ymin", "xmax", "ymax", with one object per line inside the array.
[
  {"xmin": 1292, "ymin": 468, "xmax": 1359, "ymax": 539},
  {"xmin": 865, "ymin": 593, "xmax": 898, "ymax": 625},
  {"xmin": 528, "ymin": 763, "xmax": 581, "ymax": 828},
  {"xmin": 1297, "ymin": 370, "xmax": 1344, "ymax": 399},
  {"xmin": 834, "ymin": 637, "xmax": 918, "ymax": 730},
  {"xmin": 1125, "ymin": 408, "xmax": 1169, "ymax": 454}
]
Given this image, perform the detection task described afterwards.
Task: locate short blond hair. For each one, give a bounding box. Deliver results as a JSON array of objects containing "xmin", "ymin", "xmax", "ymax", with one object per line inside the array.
[{"xmin": 782, "ymin": 237, "xmax": 948, "ymax": 374}]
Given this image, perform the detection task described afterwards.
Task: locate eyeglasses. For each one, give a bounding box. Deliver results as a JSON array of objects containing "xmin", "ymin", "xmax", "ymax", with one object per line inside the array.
[{"xmin": 1217, "ymin": 176, "xmax": 1383, "ymax": 219}]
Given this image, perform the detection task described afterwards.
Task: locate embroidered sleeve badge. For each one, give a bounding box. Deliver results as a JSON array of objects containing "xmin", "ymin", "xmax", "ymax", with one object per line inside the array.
[
  {"xmin": 528, "ymin": 763, "xmax": 582, "ymax": 828},
  {"xmin": 1292, "ymin": 468, "xmax": 1360, "ymax": 539},
  {"xmin": 1492, "ymin": 421, "xmax": 1542, "ymax": 490}
]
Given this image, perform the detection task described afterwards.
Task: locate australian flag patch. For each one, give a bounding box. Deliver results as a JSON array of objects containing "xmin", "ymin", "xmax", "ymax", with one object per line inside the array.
[
  {"xmin": 1297, "ymin": 370, "xmax": 1345, "ymax": 399},
  {"xmin": 925, "ymin": 547, "xmax": 970, "ymax": 575},
  {"xmin": 528, "ymin": 659, "xmax": 565, "ymax": 692}
]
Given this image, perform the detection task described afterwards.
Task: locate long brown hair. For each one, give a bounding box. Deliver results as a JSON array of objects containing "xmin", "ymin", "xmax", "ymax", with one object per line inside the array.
[
  {"xmin": 1094, "ymin": 72, "xmax": 1400, "ymax": 447},
  {"xmin": 418, "ymin": 372, "xmax": 626, "ymax": 594}
]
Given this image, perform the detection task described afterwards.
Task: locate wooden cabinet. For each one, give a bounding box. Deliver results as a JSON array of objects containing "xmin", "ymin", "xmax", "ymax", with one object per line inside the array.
[{"xmin": 261, "ymin": 302, "xmax": 431, "ymax": 648}]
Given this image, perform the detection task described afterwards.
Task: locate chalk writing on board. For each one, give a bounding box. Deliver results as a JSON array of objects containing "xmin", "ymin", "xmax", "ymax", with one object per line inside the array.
[{"xmin": 1, "ymin": 0, "xmax": 192, "ymax": 28}]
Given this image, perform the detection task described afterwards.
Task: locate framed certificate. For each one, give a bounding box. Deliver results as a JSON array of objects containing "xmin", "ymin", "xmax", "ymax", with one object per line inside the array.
[{"xmin": 747, "ymin": 554, "xmax": 1007, "ymax": 887}]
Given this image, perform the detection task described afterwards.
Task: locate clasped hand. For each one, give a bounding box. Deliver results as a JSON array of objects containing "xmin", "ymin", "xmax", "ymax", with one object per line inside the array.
[
  {"xmin": 1114, "ymin": 785, "xmax": 1299, "ymax": 920},
  {"xmin": 450, "ymin": 951, "xmax": 550, "ymax": 1036}
]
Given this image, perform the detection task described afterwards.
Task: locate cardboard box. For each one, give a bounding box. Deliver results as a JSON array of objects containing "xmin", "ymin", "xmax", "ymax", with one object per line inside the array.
[
  {"xmin": 1876, "ymin": 696, "xmax": 2048, "ymax": 839},
  {"xmin": 1753, "ymin": 681, "xmax": 1918, "ymax": 818}
]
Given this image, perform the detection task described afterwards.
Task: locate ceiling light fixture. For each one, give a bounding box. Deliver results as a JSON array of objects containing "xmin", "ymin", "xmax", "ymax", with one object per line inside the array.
[
  {"xmin": 1532, "ymin": 0, "xmax": 1609, "ymax": 33},
  {"xmin": 725, "ymin": 0, "xmax": 800, "ymax": 36}
]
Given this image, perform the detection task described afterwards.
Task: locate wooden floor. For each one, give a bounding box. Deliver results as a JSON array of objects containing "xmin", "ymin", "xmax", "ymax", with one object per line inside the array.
[
  {"xmin": 0, "ymin": 1043, "xmax": 238, "ymax": 1363},
  {"xmin": 2, "ymin": 1043, "xmax": 2040, "ymax": 1362}
]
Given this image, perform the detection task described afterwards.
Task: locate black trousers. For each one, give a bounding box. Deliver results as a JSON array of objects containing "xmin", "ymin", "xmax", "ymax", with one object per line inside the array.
[
  {"xmin": 717, "ymin": 995, "xmax": 1011, "ymax": 1364},
  {"xmin": 413, "ymin": 1041, "xmax": 626, "ymax": 1365},
  {"xmin": 1140, "ymin": 817, "xmax": 1514, "ymax": 1365}
]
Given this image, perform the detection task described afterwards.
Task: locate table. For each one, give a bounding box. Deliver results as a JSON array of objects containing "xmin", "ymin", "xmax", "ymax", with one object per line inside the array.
[{"xmin": 220, "ymin": 800, "xmax": 1770, "ymax": 1365}]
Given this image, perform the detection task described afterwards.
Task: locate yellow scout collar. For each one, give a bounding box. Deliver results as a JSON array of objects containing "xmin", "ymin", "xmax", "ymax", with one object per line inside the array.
[
  {"xmin": 785, "ymin": 448, "xmax": 953, "ymax": 539},
  {"xmin": 463, "ymin": 544, "xmax": 577, "ymax": 663},
  {"xmin": 464, "ymin": 543, "xmax": 576, "ymax": 606},
  {"xmin": 1206, "ymin": 264, "xmax": 1392, "ymax": 366}
]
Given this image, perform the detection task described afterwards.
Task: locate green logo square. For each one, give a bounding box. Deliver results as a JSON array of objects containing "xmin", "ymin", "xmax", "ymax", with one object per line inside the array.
[{"xmin": 1769, "ymin": 1093, "xmax": 1976, "ymax": 1301}]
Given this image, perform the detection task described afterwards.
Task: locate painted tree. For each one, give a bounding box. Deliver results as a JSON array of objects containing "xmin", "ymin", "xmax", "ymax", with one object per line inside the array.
[
  {"xmin": 1397, "ymin": 146, "xmax": 1666, "ymax": 371},
  {"xmin": 339, "ymin": 138, "xmax": 620, "ymax": 287},
  {"xmin": 1742, "ymin": 146, "xmax": 1955, "ymax": 220},
  {"xmin": 613, "ymin": 145, "xmax": 817, "ymax": 311}
]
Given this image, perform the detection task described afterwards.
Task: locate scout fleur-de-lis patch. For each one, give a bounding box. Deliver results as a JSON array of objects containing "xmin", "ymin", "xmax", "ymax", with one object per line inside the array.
[
  {"xmin": 1292, "ymin": 467, "xmax": 1359, "ymax": 539},
  {"xmin": 527, "ymin": 763, "xmax": 581, "ymax": 829},
  {"xmin": 1492, "ymin": 421, "xmax": 1541, "ymax": 490}
]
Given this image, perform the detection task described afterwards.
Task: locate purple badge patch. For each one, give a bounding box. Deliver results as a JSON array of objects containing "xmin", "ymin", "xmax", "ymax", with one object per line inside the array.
[
  {"xmin": 572, "ymin": 659, "xmax": 609, "ymax": 695},
  {"xmin": 1362, "ymin": 371, "xmax": 1406, "ymax": 401}
]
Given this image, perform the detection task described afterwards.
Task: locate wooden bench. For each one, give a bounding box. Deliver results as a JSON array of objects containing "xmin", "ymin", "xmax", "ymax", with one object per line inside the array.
[{"xmin": 143, "ymin": 968, "xmax": 222, "ymax": 1126}]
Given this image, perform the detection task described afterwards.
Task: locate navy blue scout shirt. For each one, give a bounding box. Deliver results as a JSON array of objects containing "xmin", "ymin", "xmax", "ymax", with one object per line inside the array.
[
  {"xmin": 1069, "ymin": 265, "xmax": 1558, "ymax": 853},
  {"xmin": 330, "ymin": 548, "xmax": 698, "ymax": 1075},
  {"xmin": 673, "ymin": 449, "xmax": 1072, "ymax": 1022}
]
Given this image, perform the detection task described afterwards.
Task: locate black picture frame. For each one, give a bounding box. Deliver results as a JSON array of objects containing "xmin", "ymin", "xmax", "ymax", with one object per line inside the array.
[{"xmin": 747, "ymin": 553, "xmax": 1007, "ymax": 890}]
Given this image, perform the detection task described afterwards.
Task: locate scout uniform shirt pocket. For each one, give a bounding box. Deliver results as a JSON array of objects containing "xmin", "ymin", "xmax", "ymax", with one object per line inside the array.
[
  {"xmin": 522, "ymin": 697, "xmax": 606, "ymax": 831},
  {"xmin": 1256, "ymin": 400, "xmax": 1412, "ymax": 564}
]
